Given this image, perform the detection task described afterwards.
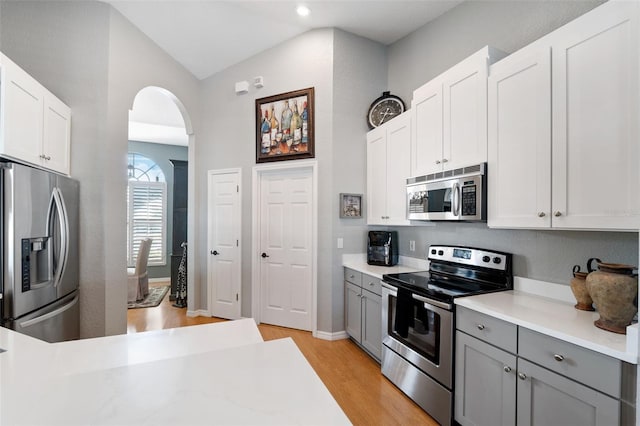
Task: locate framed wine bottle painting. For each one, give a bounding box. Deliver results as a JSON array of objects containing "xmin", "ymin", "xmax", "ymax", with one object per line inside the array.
[{"xmin": 256, "ymin": 87, "xmax": 314, "ymax": 163}]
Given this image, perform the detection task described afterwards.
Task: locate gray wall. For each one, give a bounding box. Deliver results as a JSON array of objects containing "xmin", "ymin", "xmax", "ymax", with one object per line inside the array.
[
  {"xmin": 198, "ymin": 28, "xmax": 335, "ymax": 330},
  {"xmin": 377, "ymin": 0, "xmax": 640, "ymax": 288},
  {"xmin": 331, "ymin": 30, "xmax": 386, "ymax": 331},
  {"xmin": 0, "ymin": 1, "xmax": 201, "ymax": 337},
  {"xmin": 198, "ymin": 29, "xmax": 386, "ymax": 333},
  {"xmin": 388, "ymin": 0, "xmax": 605, "ymax": 105},
  {"xmin": 385, "ymin": 224, "xmax": 638, "ymax": 285},
  {"xmin": 128, "ymin": 141, "xmax": 188, "ymax": 279}
]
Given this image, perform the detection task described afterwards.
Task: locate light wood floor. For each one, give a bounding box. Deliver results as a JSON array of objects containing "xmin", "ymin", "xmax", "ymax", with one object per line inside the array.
[{"xmin": 127, "ymin": 282, "xmax": 438, "ymax": 425}]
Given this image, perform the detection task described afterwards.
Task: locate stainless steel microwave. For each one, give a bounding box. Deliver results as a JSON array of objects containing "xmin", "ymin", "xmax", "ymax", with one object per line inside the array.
[{"xmin": 406, "ymin": 163, "xmax": 486, "ymax": 221}]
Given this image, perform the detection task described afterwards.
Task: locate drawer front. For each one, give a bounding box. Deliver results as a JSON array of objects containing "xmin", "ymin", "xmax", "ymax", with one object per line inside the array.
[
  {"xmin": 456, "ymin": 306, "xmax": 517, "ymax": 353},
  {"xmin": 518, "ymin": 328, "xmax": 622, "ymax": 398},
  {"xmin": 344, "ymin": 268, "xmax": 362, "ymax": 286},
  {"xmin": 362, "ymin": 273, "xmax": 382, "ymax": 296}
]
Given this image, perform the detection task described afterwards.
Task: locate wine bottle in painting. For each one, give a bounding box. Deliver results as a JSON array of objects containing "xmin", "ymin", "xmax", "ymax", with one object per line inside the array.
[
  {"xmin": 261, "ymin": 109, "xmax": 271, "ymax": 154},
  {"xmin": 281, "ymin": 100, "xmax": 292, "ymax": 142},
  {"xmin": 301, "ymin": 101, "xmax": 308, "ymax": 144},
  {"xmin": 291, "ymin": 100, "xmax": 302, "ymax": 147},
  {"xmin": 269, "ymin": 104, "xmax": 279, "ymax": 148}
]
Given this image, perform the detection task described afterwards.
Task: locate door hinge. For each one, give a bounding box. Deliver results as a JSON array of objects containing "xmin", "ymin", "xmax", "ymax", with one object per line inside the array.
[
  {"xmin": 237, "ymin": 185, "xmax": 239, "ymax": 193},
  {"xmin": 236, "ymin": 240, "xmax": 239, "ymax": 247},
  {"xmin": 236, "ymin": 293, "xmax": 239, "ymax": 302}
]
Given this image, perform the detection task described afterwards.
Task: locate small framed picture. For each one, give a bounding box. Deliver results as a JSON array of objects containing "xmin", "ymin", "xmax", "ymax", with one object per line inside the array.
[{"xmin": 340, "ymin": 193, "xmax": 363, "ymax": 218}]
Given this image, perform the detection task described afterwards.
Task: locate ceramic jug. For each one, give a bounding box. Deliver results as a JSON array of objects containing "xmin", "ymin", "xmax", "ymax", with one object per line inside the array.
[
  {"xmin": 586, "ymin": 258, "xmax": 638, "ymax": 334},
  {"xmin": 570, "ymin": 264, "xmax": 593, "ymax": 311}
]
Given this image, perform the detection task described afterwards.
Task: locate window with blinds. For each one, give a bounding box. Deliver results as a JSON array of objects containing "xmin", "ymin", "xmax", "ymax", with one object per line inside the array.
[{"xmin": 127, "ymin": 181, "xmax": 167, "ymax": 267}]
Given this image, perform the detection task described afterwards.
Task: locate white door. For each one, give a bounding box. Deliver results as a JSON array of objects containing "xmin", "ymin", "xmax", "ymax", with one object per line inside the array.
[
  {"xmin": 259, "ymin": 169, "xmax": 313, "ymax": 331},
  {"xmin": 488, "ymin": 47, "xmax": 552, "ymax": 228},
  {"xmin": 208, "ymin": 170, "xmax": 241, "ymax": 319}
]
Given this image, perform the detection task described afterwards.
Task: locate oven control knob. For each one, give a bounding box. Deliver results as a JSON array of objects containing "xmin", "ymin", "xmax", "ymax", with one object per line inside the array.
[
  {"xmin": 493, "ymin": 257, "xmax": 502, "ymax": 264},
  {"xmin": 438, "ymin": 250, "xmax": 444, "ymax": 256},
  {"xmin": 431, "ymin": 249, "xmax": 437, "ymax": 255},
  {"xmin": 482, "ymin": 256, "xmax": 490, "ymax": 263}
]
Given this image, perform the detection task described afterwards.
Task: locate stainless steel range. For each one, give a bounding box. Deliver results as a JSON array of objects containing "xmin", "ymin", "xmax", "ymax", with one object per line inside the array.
[{"xmin": 381, "ymin": 245, "xmax": 513, "ymax": 425}]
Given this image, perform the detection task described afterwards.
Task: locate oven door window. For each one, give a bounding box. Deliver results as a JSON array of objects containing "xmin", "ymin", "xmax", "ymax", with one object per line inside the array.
[
  {"xmin": 426, "ymin": 188, "xmax": 452, "ymax": 213},
  {"xmin": 388, "ymin": 294, "xmax": 440, "ymax": 364}
]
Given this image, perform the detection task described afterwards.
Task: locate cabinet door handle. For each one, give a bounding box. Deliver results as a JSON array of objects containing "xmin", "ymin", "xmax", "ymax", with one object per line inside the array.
[
  {"xmin": 349, "ymin": 274, "xmax": 355, "ymax": 279},
  {"xmin": 368, "ymin": 282, "xmax": 374, "ymax": 287},
  {"xmin": 442, "ymin": 158, "xmax": 448, "ymax": 163},
  {"xmin": 538, "ymin": 212, "xmax": 546, "ymax": 217},
  {"xmin": 554, "ymin": 211, "xmax": 562, "ymax": 217},
  {"xmin": 553, "ymin": 354, "xmax": 565, "ymax": 362},
  {"xmin": 476, "ymin": 324, "xmax": 485, "ymax": 330},
  {"xmin": 435, "ymin": 160, "xmax": 441, "ymax": 164},
  {"xmin": 39, "ymin": 154, "xmax": 46, "ymax": 159},
  {"xmin": 503, "ymin": 366, "xmax": 512, "ymax": 373},
  {"xmin": 518, "ymin": 372, "xmax": 527, "ymax": 380}
]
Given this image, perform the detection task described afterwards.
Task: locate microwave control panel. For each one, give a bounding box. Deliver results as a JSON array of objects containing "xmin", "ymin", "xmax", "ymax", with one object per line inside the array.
[{"xmin": 461, "ymin": 183, "xmax": 476, "ymax": 216}]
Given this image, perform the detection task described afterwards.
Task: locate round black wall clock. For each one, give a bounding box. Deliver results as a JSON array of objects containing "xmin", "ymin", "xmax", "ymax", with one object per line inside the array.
[{"xmin": 367, "ymin": 91, "xmax": 406, "ymax": 129}]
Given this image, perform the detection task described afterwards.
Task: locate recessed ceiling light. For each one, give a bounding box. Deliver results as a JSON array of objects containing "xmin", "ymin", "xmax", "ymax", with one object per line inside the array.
[{"xmin": 296, "ymin": 5, "xmax": 310, "ymax": 17}]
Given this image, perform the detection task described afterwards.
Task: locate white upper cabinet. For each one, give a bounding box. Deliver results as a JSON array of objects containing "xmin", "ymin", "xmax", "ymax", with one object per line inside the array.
[
  {"xmin": 0, "ymin": 53, "xmax": 71, "ymax": 175},
  {"xmin": 551, "ymin": 1, "xmax": 639, "ymax": 230},
  {"xmin": 488, "ymin": 48, "xmax": 552, "ymax": 228},
  {"xmin": 411, "ymin": 46, "xmax": 506, "ymax": 177},
  {"xmin": 488, "ymin": 1, "xmax": 639, "ymax": 231},
  {"xmin": 367, "ymin": 111, "xmax": 411, "ymax": 226}
]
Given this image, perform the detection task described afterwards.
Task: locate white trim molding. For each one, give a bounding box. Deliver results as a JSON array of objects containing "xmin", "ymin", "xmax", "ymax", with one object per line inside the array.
[
  {"xmin": 251, "ymin": 160, "xmax": 318, "ymax": 335},
  {"xmin": 186, "ymin": 309, "xmax": 211, "ymax": 318},
  {"xmin": 314, "ymin": 330, "xmax": 349, "ymax": 341}
]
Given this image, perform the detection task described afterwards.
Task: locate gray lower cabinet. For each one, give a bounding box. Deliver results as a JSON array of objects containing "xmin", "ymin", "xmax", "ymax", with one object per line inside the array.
[
  {"xmin": 344, "ymin": 268, "xmax": 382, "ymax": 361},
  {"xmin": 455, "ymin": 331, "xmax": 516, "ymax": 426},
  {"xmin": 517, "ymin": 358, "xmax": 619, "ymax": 426},
  {"xmin": 455, "ymin": 306, "xmax": 631, "ymax": 426}
]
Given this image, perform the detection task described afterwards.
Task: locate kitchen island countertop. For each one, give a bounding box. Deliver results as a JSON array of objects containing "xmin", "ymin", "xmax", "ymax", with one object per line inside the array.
[{"xmin": 0, "ymin": 319, "xmax": 350, "ymax": 425}]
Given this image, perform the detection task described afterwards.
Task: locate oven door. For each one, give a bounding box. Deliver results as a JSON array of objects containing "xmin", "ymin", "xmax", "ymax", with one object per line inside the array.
[{"xmin": 381, "ymin": 282, "xmax": 453, "ymax": 389}]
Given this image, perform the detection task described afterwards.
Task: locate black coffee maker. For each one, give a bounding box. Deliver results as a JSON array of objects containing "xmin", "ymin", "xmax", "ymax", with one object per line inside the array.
[{"xmin": 367, "ymin": 231, "xmax": 399, "ymax": 266}]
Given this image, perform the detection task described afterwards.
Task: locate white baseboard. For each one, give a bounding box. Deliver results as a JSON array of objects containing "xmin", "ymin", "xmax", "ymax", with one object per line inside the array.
[
  {"xmin": 314, "ymin": 330, "xmax": 349, "ymax": 341},
  {"xmin": 149, "ymin": 277, "xmax": 171, "ymax": 283},
  {"xmin": 186, "ymin": 309, "xmax": 211, "ymax": 317}
]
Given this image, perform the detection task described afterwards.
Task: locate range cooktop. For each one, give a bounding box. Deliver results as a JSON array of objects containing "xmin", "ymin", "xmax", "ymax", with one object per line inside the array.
[{"xmin": 382, "ymin": 245, "xmax": 513, "ymax": 309}]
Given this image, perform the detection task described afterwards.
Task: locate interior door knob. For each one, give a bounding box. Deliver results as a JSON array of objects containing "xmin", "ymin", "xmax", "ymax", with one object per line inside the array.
[
  {"xmin": 261, "ymin": 252, "xmax": 270, "ymax": 258},
  {"xmin": 211, "ymin": 250, "xmax": 219, "ymax": 256}
]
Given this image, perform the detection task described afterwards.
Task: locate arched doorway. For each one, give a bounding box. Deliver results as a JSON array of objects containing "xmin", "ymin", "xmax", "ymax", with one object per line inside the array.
[{"xmin": 126, "ymin": 86, "xmax": 194, "ymax": 330}]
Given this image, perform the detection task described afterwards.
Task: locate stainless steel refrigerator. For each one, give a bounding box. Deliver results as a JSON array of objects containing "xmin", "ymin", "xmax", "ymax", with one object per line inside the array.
[{"xmin": 0, "ymin": 162, "xmax": 79, "ymax": 342}]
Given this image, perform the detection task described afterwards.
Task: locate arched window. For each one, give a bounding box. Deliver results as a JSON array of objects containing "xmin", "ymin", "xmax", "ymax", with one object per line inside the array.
[{"xmin": 127, "ymin": 153, "xmax": 166, "ymax": 266}]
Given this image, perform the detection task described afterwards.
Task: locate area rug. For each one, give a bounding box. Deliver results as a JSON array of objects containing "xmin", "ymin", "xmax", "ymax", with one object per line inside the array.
[{"xmin": 128, "ymin": 286, "xmax": 169, "ymax": 309}]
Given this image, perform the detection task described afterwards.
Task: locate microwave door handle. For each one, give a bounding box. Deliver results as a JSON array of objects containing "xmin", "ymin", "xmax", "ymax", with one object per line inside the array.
[{"xmin": 452, "ymin": 182, "xmax": 461, "ymax": 217}]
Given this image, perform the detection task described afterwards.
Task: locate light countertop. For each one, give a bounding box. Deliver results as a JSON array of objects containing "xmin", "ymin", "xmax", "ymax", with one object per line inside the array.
[
  {"xmin": 0, "ymin": 319, "xmax": 350, "ymax": 425},
  {"xmin": 455, "ymin": 288, "xmax": 638, "ymax": 364},
  {"xmin": 342, "ymin": 254, "xmax": 426, "ymax": 279}
]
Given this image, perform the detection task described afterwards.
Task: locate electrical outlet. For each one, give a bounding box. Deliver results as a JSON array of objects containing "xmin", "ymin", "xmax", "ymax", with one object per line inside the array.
[{"xmin": 409, "ymin": 240, "xmax": 416, "ymax": 251}]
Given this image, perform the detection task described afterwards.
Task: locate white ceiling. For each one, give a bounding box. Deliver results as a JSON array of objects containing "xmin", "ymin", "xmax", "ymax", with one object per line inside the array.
[{"xmin": 105, "ymin": 0, "xmax": 463, "ymax": 80}]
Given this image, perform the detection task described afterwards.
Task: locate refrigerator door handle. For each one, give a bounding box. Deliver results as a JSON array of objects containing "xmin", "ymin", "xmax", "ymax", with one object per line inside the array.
[
  {"xmin": 18, "ymin": 294, "xmax": 79, "ymax": 328},
  {"xmin": 51, "ymin": 188, "xmax": 70, "ymax": 288}
]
